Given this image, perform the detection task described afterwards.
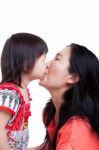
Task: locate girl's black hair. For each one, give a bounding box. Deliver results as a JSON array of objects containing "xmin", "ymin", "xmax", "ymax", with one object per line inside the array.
[
  {"xmin": 43, "ymin": 43, "xmax": 99, "ymax": 150},
  {"xmin": 1, "ymin": 33, "xmax": 48, "ymax": 86}
]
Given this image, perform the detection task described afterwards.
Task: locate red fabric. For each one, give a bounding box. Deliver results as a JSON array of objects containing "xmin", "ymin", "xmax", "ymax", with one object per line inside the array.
[
  {"xmin": 48, "ymin": 117, "xmax": 99, "ymax": 150},
  {"xmin": 48, "ymin": 119, "xmax": 56, "ymax": 142},
  {"xmin": 0, "ymin": 106, "xmax": 15, "ymax": 115},
  {"xmin": 0, "ymin": 82, "xmax": 32, "ymax": 140}
]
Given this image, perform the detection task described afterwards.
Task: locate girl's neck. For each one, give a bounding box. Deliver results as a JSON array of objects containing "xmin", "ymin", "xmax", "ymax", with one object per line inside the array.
[
  {"xmin": 21, "ymin": 74, "xmax": 30, "ymax": 89},
  {"xmin": 21, "ymin": 81, "xmax": 28, "ymax": 89}
]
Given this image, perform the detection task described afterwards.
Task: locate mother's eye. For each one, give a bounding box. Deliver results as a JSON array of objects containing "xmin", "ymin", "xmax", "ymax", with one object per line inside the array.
[
  {"xmin": 55, "ymin": 58, "xmax": 59, "ymax": 61},
  {"xmin": 54, "ymin": 57, "xmax": 60, "ymax": 61}
]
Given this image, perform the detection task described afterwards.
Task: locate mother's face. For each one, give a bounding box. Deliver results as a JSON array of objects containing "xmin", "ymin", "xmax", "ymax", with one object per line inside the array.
[{"xmin": 39, "ymin": 47, "xmax": 72, "ymax": 89}]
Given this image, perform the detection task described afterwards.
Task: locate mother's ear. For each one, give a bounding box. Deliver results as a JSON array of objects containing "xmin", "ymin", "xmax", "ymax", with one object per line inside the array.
[{"xmin": 66, "ymin": 73, "xmax": 79, "ymax": 84}]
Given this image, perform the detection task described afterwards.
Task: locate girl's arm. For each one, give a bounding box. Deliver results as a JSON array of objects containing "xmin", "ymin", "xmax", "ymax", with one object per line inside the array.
[{"xmin": 0, "ymin": 110, "xmax": 11, "ymax": 150}]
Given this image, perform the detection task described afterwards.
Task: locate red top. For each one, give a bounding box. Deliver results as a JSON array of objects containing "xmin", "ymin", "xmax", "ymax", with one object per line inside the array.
[{"xmin": 48, "ymin": 117, "xmax": 99, "ymax": 150}]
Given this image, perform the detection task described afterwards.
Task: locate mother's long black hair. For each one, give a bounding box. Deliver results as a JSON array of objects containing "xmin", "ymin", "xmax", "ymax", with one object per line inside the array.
[{"xmin": 43, "ymin": 43, "xmax": 99, "ymax": 150}]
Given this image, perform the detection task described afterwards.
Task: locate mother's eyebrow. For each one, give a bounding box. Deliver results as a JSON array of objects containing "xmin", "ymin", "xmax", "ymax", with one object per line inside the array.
[{"xmin": 56, "ymin": 53, "xmax": 63, "ymax": 57}]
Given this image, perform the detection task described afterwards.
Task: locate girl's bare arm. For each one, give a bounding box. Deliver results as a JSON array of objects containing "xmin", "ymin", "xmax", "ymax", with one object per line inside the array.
[{"xmin": 0, "ymin": 110, "xmax": 11, "ymax": 150}]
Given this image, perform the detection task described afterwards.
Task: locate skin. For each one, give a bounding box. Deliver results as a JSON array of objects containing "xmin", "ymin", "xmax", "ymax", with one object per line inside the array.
[
  {"xmin": 29, "ymin": 54, "xmax": 47, "ymax": 80},
  {"xmin": 0, "ymin": 111, "xmax": 11, "ymax": 150},
  {"xmin": 21, "ymin": 54, "xmax": 47, "ymax": 88}
]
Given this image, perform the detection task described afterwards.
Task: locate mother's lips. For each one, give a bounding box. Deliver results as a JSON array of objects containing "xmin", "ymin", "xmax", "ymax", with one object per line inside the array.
[{"xmin": 40, "ymin": 73, "xmax": 47, "ymax": 80}]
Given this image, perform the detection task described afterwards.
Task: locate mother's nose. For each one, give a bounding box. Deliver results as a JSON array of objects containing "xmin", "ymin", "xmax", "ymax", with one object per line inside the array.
[
  {"xmin": 44, "ymin": 60, "xmax": 52, "ymax": 73},
  {"xmin": 46, "ymin": 60, "xmax": 52, "ymax": 68}
]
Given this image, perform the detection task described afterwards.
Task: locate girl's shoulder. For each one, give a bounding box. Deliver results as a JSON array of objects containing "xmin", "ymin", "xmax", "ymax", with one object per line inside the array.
[{"xmin": 0, "ymin": 82, "xmax": 25, "ymax": 115}]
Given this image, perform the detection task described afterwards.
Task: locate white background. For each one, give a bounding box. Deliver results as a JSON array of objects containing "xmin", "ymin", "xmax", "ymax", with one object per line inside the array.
[{"xmin": 0, "ymin": 0, "xmax": 99, "ymax": 148}]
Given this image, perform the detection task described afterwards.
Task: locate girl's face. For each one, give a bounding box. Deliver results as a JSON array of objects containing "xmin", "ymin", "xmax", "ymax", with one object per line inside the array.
[
  {"xmin": 28, "ymin": 54, "xmax": 47, "ymax": 80},
  {"xmin": 39, "ymin": 47, "xmax": 72, "ymax": 89}
]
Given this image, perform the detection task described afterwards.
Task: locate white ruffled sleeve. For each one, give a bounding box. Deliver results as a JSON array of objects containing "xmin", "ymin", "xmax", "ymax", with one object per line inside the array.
[{"xmin": 0, "ymin": 88, "xmax": 20, "ymax": 115}]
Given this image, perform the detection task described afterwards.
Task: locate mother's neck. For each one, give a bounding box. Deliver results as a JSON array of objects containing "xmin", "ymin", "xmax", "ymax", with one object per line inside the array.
[
  {"xmin": 49, "ymin": 88, "xmax": 67, "ymax": 125},
  {"xmin": 49, "ymin": 87, "xmax": 67, "ymax": 113}
]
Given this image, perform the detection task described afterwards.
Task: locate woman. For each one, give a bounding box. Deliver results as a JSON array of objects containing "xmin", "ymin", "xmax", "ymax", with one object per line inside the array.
[{"xmin": 32, "ymin": 43, "xmax": 99, "ymax": 150}]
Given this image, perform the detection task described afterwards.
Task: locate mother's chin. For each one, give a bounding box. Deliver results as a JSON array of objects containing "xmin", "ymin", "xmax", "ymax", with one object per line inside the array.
[
  {"xmin": 39, "ymin": 73, "xmax": 47, "ymax": 85},
  {"xmin": 39, "ymin": 77, "xmax": 47, "ymax": 87},
  {"xmin": 39, "ymin": 78, "xmax": 50, "ymax": 92}
]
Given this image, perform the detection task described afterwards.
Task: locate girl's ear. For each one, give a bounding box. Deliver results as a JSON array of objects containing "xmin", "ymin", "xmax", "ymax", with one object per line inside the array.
[
  {"xmin": 23, "ymin": 62, "xmax": 30, "ymax": 73},
  {"xmin": 66, "ymin": 74, "xmax": 79, "ymax": 84},
  {"xmin": 23, "ymin": 66, "xmax": 29, "ymax": 73}
]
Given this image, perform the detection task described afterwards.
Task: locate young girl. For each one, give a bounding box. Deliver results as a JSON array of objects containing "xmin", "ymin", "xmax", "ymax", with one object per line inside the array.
[{"xmin": 0, "ymin": 33, "xmax": 48, "ymax": 150}]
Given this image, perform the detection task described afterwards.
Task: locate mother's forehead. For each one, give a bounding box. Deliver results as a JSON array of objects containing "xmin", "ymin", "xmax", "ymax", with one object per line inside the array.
[{"xmin": 57, "ymin": 47, "xmax": 71, "ymax": 56}]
